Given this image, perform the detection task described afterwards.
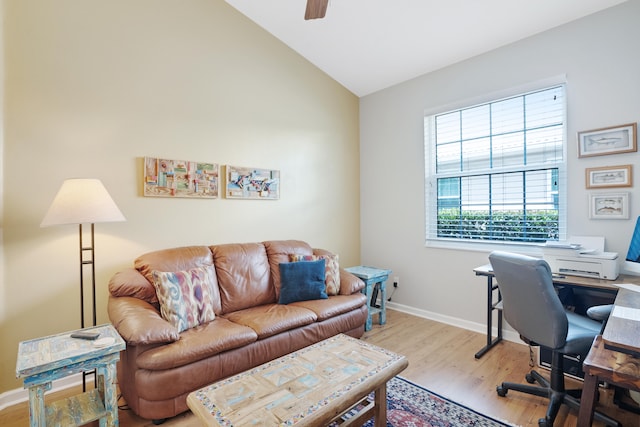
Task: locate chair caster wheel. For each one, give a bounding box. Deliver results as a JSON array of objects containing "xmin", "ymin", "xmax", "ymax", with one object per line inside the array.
[
  {"xmin": 525, "ymin": 373, "xmax": 535, "ymax": 383},
  {"xmin": 496, "ymin": 385, "xmax": 508, "ymax": 397},
  {"xmin": 538, "ymin": 417, "xmax": 550, "ymax": 427}
]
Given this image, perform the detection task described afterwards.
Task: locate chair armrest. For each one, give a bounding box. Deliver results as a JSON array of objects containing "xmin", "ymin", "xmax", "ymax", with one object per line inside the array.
[{"xmin": 586, "ymin": 304, "xmax": 613, "ymax": 322}]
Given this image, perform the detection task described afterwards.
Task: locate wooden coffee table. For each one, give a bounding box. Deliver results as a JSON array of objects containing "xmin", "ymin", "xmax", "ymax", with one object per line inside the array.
[{"xmin": 187, "ymin": 334, "xmax": 408, "ymax": 426}]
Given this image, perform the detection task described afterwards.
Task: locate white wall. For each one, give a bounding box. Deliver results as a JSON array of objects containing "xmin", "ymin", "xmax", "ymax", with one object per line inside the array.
[
  {"xmin": 1, "ymin": 0, "xmax": 359, "ymax": 395},
  {"xmin": 359, "ymin": 0, "xmax": 640, "ymax": 331}
]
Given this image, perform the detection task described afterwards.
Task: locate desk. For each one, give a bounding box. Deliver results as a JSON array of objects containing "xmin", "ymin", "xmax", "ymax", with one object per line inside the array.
[
  {"xmin": 473, "ymin": 264, "xmax": 640, "ymax": 359},
  {"xmin": 577, "ymin": 286, "xmax": 640, "ymax": 426},
  {"xmin": 16, "ymin": 324, "xmax": 125, "ymax": 427},
  {"xmin": 602, "ymin": 285, "xmax": 640, "ymax": 357}
]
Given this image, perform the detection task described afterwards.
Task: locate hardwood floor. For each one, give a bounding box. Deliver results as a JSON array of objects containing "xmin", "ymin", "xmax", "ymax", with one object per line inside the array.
[{"xmin": 2, "ymin": 309, "xmax": 637, "ymax": 426}]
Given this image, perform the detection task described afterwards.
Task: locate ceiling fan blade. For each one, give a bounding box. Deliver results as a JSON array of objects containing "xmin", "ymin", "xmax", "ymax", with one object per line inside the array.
[{"xmin": 305, "ymin": 0, "xmax": 328, "ymax": 20}]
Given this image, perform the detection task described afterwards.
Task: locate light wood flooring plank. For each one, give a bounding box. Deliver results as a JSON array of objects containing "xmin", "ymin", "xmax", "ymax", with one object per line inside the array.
[{"xmin": 1, "ymin": 309, "xmax": 637, "ymax": 426}]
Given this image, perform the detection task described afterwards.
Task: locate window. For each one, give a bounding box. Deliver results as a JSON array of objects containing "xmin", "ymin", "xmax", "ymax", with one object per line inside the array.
[{"xmin": 425, "ymin": 85, "xmax": 566, "ymax": 245}]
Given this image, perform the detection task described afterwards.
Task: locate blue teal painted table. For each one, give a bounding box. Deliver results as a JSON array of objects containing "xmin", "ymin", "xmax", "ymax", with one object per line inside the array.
[
  {"xmin": 345, "ymin": 266, "xmax": 392, "ymax": 331},
  {"xmin": 16, "ymin": 324, "xmax": 125, "ymax": 427}
]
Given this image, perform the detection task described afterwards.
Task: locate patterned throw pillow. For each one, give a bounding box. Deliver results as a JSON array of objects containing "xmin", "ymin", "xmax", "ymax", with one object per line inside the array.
[
  {"xmin": 152, "ymin": 266, "xmax": 216, "ymax": 333},
  {"xmin": 289, "ymin": 253, "xmax": 340, "ymax": 295}
]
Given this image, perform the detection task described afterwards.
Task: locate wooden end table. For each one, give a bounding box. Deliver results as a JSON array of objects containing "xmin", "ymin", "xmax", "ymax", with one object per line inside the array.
[
  {"xmin": 16, "ymin": 324, "xmax": 125, "ymax": 427},
  {"xmin": 345, "ymin": 266, "xmax": 392, "ymax": 331},
  {"xmin": 187, "ymin": 334, "xmax": 408, "ymax": 426}
]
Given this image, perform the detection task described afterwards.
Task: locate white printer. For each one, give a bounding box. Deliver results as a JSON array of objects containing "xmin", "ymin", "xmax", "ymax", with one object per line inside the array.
[{"xmin": 542, "ymin": 236, "xmax": 619, "ymax": 280}]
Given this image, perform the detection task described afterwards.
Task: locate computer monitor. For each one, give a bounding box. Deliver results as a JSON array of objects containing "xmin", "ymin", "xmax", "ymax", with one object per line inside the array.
[{"xmin": 623, "ymin": 216, "xmax": 640, "ymax": 275}]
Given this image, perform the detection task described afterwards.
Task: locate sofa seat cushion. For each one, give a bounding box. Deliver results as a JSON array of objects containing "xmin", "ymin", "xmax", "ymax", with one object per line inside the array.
[
  {"xmin": 223, "ymin": 304, "xmax": 317, "ymax": 339},
  {"xmin": 136, "ymin": 318, "xmax": 257, "ymax": 370},
  {"xmin": 290, "ymin": 294, "xmax": 367, "ymax": 321}
]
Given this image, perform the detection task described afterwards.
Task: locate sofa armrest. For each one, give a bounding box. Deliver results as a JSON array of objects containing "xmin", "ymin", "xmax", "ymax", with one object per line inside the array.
[
  {"xmin": 339, "ymin": 270, "xmax": 365, "ymax": 295},
  {"xmin": 108, "ymin": 296, "xmax": 179, "ymax": 345},
  {"xmin": 109, "ymin": 267, "xmax": 158, "ymax": 305}
]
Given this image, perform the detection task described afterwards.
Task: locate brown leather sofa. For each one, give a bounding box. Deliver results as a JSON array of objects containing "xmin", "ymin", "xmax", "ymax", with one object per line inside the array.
[{"xmin": 107, "ymin": 240, "xmax": 368, "ymax": 421}]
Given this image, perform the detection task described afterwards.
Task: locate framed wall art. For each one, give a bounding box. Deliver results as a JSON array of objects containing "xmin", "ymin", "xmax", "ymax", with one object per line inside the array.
[
  {"xmin": 589, "ymin": 192, "xmax": 629, "ymax": 219},
  {"xmin": 144, "ymin": 157, "xmax": 219, "ymax": 198},
  {"xmin": 585, "ymin": 164, "xmax": 632, "ymax": 189},
  {"xmin": 578, "ymin": 123, "xmax": 637, "ymax": 158},
  {"xmin": 225, "ymin": 165, "xmax": 280, "ymax": 200}
]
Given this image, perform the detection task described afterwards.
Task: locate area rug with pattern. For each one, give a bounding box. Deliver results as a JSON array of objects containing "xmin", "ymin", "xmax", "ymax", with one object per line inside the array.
[{"xmin": 341, "ymin": 376, "xmax": 516, "ymax": 427}]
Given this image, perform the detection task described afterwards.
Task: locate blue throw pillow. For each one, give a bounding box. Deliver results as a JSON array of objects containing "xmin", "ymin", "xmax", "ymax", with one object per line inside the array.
[{"xmin": 279, "ymin": 259, "xmax": 328, "ymax": 304}]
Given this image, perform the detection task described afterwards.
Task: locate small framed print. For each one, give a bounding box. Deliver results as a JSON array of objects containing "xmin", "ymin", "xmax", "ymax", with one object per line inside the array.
[
  {"xmin": 585, "ymin": 165, "xmax": 632, "ymax": 189},
  {"xmin": 589, "ymin": 192, "xmax": 629, "ymax": 219},
  {"xmin": 578, "ymin": 123, "xmax": 637, "ymax": 158}
]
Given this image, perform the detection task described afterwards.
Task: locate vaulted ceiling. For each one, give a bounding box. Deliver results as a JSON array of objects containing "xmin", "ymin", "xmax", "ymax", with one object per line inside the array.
[{"xmin": 225, "ymin": 0, "xmax": 627, "ymax": 97}]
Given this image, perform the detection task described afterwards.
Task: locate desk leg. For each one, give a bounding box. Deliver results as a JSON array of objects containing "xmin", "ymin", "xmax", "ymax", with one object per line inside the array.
[
  {"xmin": 28, "ymin": 382, "xmax": 51, "ymax": 427},
  {"xmin": 475, "ymin": 275, "xmax": 503, "ymax": 359},
  {"xmin": 577, "ymin": 371, "xmax": 598, "ymax": 427}
]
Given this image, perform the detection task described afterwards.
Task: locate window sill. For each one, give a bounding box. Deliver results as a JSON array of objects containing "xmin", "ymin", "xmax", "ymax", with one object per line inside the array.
[{"xmin": 425, "ymin": 238, "xmax": 546, "ymax": 257}]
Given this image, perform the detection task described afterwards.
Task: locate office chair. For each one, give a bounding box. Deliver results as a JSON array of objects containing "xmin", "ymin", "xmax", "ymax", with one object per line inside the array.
[{"xmin": 488, "ymin": 251, "xmax": 620, "ymax": 427}]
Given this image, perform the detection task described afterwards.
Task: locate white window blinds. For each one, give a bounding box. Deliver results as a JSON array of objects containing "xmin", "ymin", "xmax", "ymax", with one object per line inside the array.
[{"xmin": 425, "ymin": 85, "xmax": 566, "ymax": 244}]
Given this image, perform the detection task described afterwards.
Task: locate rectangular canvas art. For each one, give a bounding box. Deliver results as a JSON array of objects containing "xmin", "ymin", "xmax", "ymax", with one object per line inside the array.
[
  {"xmin": 225, "ymin": 165, "xmax": 280, "ymax": 200},
  {"xmin": 144, "ymin": 157, "xmax": 219, "ymax": 198}
]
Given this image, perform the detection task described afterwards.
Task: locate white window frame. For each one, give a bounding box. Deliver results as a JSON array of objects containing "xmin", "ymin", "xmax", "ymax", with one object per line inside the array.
[{"xmin": 424, "ymin": 79, "xmax": 567, "ymax": 252}]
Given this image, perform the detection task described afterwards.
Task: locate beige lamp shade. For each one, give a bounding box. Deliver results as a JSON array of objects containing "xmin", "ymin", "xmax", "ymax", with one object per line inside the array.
[{"xmin": 41, "ymin": 178, "xmax": 126, "ymax": 227}]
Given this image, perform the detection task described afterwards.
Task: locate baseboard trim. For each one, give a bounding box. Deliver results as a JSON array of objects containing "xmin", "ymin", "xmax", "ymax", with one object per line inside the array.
[
  {"xmin": 386, "ymin": 302, "xmax": 522, "ymax": 344},
  {"xmin": 0, "ymin": 373, "xmax": 82, "ymax": 412}
]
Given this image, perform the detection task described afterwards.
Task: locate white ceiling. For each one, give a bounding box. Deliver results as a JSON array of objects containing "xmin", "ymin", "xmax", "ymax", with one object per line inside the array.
[{"xmin": 225, "ymin": 0, "xmax": 627, "ymax": 97}]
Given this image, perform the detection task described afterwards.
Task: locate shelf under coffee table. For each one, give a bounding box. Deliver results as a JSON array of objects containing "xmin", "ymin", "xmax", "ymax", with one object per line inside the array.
[{"xmin": 187, "ymin": 334, "xmax": 408, "ymax": 426}]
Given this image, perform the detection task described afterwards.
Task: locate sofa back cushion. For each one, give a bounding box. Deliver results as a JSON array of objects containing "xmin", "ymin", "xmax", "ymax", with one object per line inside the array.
[
  {"xmin": 263, "ymin": 240, "xmax": 314, "ymax": 299},
  {"xmin": 135, "ymin": 246, "xmax": 222, "ymax": 314},
  {"xmin": 210, "ymin": 243, "xmax": 273, "ymax": 314}
]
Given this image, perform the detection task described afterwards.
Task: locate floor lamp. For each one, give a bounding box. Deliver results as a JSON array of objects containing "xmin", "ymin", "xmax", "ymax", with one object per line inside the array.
[{"xmin": 41, "ymin": 178, "xmax": 126, "ymax": 389}]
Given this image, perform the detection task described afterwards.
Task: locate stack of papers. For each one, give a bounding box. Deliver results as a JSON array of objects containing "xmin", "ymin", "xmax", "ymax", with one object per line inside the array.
[
  {"xmin": 544, "ymin": 241, "xmax": 582, "ymax": 250},
  {"xmin": 544, "ymin": 236, "xmax": 607, "ymax": 255}
]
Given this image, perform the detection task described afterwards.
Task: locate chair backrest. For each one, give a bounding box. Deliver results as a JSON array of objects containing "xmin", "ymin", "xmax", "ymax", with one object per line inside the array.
[{"xmin": 489, "ymin": 251, "xmax": 568, "ymax": 349}]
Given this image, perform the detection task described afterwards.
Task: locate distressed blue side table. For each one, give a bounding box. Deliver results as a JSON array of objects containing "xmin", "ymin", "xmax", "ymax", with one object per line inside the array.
[
  {"xmin": 16, "ymin": 324, "xmax": 125, "ymax": 427},
  {"xmin": 345, "ymin": 266, "xmax": 392, "ymax": 331}
]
